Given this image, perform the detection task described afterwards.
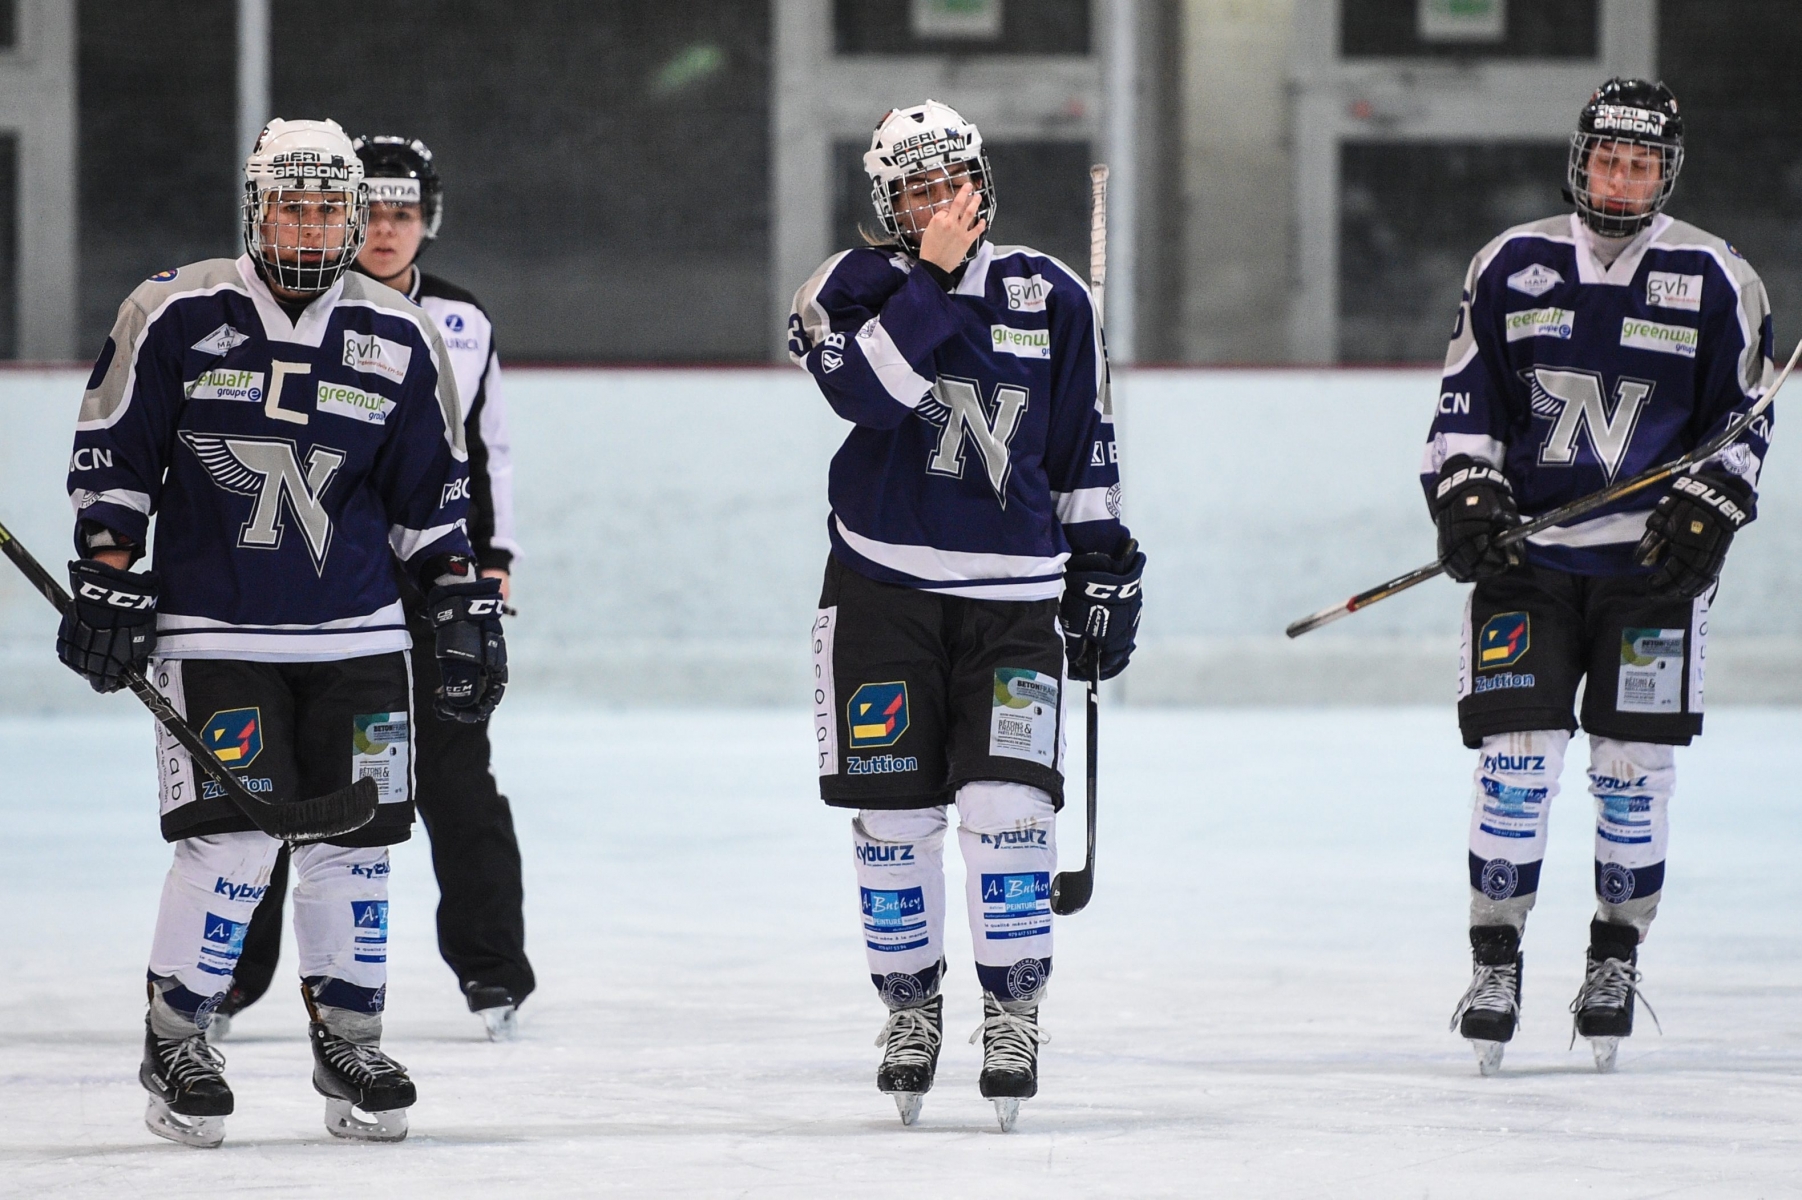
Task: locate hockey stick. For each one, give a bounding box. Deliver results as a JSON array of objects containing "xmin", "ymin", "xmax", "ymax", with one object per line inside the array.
[
  {"xmin": 0, "ymin": 517, "xmax": 378, "ymax": 842},
  {"xmin": 1286, "ymin": 333, "xmax": 1802, "ymax": 639},
  {"xmin": 1050, "ymin": 164, "xmax": 1111, "ymax": 918},
  {"xmin": 1050, "ymin": 659, "xmax": 1100, "ymax": 916}
]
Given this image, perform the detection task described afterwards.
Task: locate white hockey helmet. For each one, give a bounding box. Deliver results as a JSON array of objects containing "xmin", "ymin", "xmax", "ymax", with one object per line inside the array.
[
  {"xmin": 241, "ymin": 118, "xmax": 369, "ymax": 294},
  {"xmin": 863, "ymin": 100, "xmax": 995, "ymax": 254}
]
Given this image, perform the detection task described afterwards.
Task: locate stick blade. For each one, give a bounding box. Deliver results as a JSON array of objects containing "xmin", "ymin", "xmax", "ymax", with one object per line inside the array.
[
  {"xmin": 1049, "ymin": 868, "xmax": 1092, "ymax": 916},
  {"xmin": 260, "ymin": 776, "xmax": 379, "ymax": 843}
]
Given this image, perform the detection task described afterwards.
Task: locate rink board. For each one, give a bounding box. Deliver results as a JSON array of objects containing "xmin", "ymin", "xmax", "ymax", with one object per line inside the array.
[
  {"xmin": 3, "ymin": 367, "xmax": 1800, "ymax": 709},
  {"xmin": 0, "ymin": 704, "xmax": 1798, "ymax": 1196}
]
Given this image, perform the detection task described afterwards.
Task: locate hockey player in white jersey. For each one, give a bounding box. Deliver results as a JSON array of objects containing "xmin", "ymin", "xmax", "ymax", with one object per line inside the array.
[
  {"xmin": 1431, "ymin": 80, "xmax": 1774, "ymax": 1074},
  {"xmin": 791, "ymin": 102, "xmax": 1144, "ymax": 1131},
  {"xmin": 59, "ymin": 118, "xmax": 507, "ymax": 1147},
  {"xmin": 213, "ymin": 134, "xmax": 532, "ymax": 1044}
]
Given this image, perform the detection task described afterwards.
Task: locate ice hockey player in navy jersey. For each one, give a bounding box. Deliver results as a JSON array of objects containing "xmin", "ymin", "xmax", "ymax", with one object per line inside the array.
[
  {"xmin": 1432, "ymin": 80, "xmax": 1774, "ymax": 1076},
  {"xmin": 211, "ymin": 134, "xmax": 533, "ymax": 1047},
  {"xmin": 790, "ymin": 101, "xmax": 1145, "ymax": 1131},
  {"xmin": 58, "ymin": 118, "xmax": 507, "ymax": 1147}
]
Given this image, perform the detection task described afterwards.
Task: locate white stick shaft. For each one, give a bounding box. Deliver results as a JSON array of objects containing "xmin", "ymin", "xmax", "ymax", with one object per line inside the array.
[{"xmin": 1089, "ymin": 164, "xmax": 1109, "ymax": 326}]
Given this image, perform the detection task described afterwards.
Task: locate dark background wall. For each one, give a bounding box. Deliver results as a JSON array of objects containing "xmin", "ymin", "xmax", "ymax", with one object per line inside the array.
[{"xmin": 1336, "ymin": 0, "xmax": 1802, "ymax": 363}]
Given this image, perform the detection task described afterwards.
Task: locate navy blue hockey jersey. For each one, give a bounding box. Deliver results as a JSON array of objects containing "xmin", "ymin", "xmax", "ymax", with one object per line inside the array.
[
  {"xmin": 1423, "ymin": 213, "xmax": 1774, "ymax": 574},
  {"xmin": 788, "ymin": 240, "xmax": 1126, "ymax": 601},
  {"xmin": 68, "ymin": 255, "xmax": 471, "ymax": 660}
]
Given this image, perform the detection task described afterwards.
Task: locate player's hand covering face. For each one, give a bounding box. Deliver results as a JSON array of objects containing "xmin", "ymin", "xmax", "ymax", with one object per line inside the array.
[
  {"xmin": 898, "ymin": 166, "xmax": 987, "ymax": 272},
  {"xmin": 258, "ymin": 190, "xmax": 355, "ymax": 268},
  {"xmin": 1584, "ymin": 140, "xmax": 1664, "ymax": 221}
]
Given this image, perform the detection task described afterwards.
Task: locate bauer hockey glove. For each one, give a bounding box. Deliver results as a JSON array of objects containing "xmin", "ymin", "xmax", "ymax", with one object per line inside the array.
[
  {"xmin": 1432, "ymin": 455, "xmax": 1522, "ymax": 583},
  {"xmin": 1633, "ymin": 469, "xmax": 1755, "ymax": 599},
  {"xmin": 426, "ymin": 576, "xmax": 509, "ymax": 722},
  {"xmin": 57, "ymin": 559, "xmax": 158, "ymax": 693},
  {"xmin": 1060, "ymin": 539, "xmax": 1145, "ymax": 682}
]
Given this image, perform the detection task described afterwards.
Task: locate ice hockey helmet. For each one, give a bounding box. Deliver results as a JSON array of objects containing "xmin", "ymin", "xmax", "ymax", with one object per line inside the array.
[
  {"xmin": 242, "ymin": 118, "xmax": 369, "ymax": 294},
  {"xmin": 863, "ymin": 100, "xmax": 996, "ymax": 255},
  {"xmin": 1567, "ymin": 78, "xmax": 1684, "ymax": 238},
  {"xmin": 352, "ymin": 134, "xmax": 444, "ymax": 240}
]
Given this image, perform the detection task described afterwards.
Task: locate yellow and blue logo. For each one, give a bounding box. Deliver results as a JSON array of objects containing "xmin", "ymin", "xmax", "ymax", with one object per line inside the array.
[
  {"xmin": 200, "ymin": 707, "xmax": 263, "ymax": 768},
  {"xmin": 1477, "ymin": 612, "xmax": 1530, "ymax": 670},
  {"xmin": 847, "ymin": 682, "xmax": 909, "ymax": 749}
]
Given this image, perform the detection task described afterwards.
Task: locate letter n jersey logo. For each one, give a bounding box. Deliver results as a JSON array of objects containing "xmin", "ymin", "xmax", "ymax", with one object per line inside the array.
[
  {"xmin": 179, "ymin": 432, "xmax": 346, "ymax": 573},
  {"xmin": 925, "ymin": 375, "xmax": 1030, "ymax": 506},
  {"xmin": 1524, "ymin": 366, "xmax": 1655, "ymax": 483}
]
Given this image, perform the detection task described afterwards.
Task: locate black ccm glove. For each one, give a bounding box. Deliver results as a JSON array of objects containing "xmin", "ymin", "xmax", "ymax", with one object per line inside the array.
[
  {"xmin": 1432, "ymin": 455, "xmax": 1522, "ymax": 583},
  {"xmin": 56, "ymin": 559, "xmax": 158, "ymax": 693},
  {"xmin": 1060, "ymin": 539, "xmax": 1145, "ymax": 682},
  {"xmin": 425, "ymin": 569, "xmax": 508, "ymax": 723},
  {"xmin": 1633, "ymin": 469, "xmax": 1755, "ymax": 599}
]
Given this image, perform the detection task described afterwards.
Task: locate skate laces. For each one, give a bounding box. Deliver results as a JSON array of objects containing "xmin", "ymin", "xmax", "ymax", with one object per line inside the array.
[
  {"xmin": 875, "ymin": 1002, "xmax": 942, "ymax": 1068},
  {"xmin": 159, "ymin": 1034, "xmax": 227, "ymax": 1086},
  {"xmin": 1448, "ymin": 961, "xmax": 1520, "ymax": 1031},
  {"xmin": 319, "ymin": 1033, "xmax": 408, "ymax": 1084},
  {"xmin": 1569, "ymin": 956, "xmax": 1662, "ymax": 1040},
  {"xmin": 969, "ymin": 1003, "xmax": 1047, "ymax": 1074}
]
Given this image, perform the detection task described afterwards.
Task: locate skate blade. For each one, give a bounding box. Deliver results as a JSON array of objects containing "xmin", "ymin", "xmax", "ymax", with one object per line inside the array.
[
  {"xmin": 1588, "ymin": 1036, "xmax": 1621, "ymax": 1073},
  {"xmin": 145, "ymin": 1096, "xmax": 225, "ymax": 1149},
  {"xmin": 479, "ymin": 1004, "xmax": 518, "ymax": 1042},
  {"xmin": 992, "ymin": 1097, "xmax": 1021, "ymax": 1133},
  {"xmin": 324, "ymin": 1097, "xmax": 409, "ymax": 1142},
  {"xmin": 1471, "ymin": 1039, "xmax": 1506, "ymax": 1076},
  {"xmin": 891, "ymin": 1092, "xmax": 923, "ymax": 1126},
  {"xmin": 204, "ymin": 1013, "xmax": 232, "ymax": 1044}
]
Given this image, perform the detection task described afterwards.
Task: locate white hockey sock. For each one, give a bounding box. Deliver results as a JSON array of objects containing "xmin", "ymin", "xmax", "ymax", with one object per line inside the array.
[
  {"xmin": 147, "ymin": 831, "xmax": 283, "ymax": 1028},
  {"xmin": 1467, "ymin": 730, "xmax": 1569, "ymax": 931},
  {"xmin": 1588, "ymin": 737, "xmax": 1674, "ymax": 937},
  {"xmin": 853, "ymin": 807, "xmax": 948, "ymax": 1007},
  {"xmin": 291, "ymin": 842, "xmax": 392, "ymax": 1014},
  {"xmin": 957, "ymin": 781, "xmax": 1056, "ymax": 1003}
]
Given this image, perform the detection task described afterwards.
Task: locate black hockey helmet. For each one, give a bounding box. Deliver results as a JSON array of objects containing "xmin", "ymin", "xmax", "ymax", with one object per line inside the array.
[
  {"xmin": 351, "ymin": 134, "xmax": 443, "ymax": 239},
  {"xmin": 1566, "ymin": 78, "xmax": 1684, "ymax": 238}
]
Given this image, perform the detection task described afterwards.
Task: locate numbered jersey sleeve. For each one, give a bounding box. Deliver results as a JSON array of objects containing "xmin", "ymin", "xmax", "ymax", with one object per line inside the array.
[
  {"xmin": 788, "ymin": 248, "xmax": 962, "ymax": 429},
  {"xmin": 68, "ymin": 276, "xmax": 202, "ymax": 552},
  {"xmin": 1040, "ymin": 269, "xmax": 1127, "ymax": 557}
]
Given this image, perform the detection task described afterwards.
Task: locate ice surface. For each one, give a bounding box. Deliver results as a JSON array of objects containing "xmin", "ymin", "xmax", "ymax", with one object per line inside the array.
[{"xmin": 3, "ymin": 705, "xmax": 1800, "ymax": 1197}]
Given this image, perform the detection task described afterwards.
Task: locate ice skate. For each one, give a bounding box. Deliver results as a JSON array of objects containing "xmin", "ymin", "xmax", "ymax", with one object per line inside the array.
[
  {"xmin": 874, "ymin": 994, "xmax": 942, "ymax": 1125},
  {"xmin": 464, "ymin": 982, "xmax": 519, "ymax": 1042},
  {"xmin": 1570, "ymin": 919, "xmax": 1659, "ymax": 1073},
  {"xmin": 139, "ymin": 1019, "xmax": 232, "ymax": 1148},
  {"xmin": 309, "ymin": 1016, "xmax": 416, "ymax": 1142},
  {"xmin": 1450, "ymin": 924, "xmax": 1521, "ymax": 1076},
  {"xmin": 970, "ymin": 993, "xmax": 1045, "ymax": 1132}
]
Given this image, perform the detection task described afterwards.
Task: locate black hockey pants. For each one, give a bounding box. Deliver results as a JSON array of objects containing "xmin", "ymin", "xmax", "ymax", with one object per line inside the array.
[{"xmin": 227, "ymin": 610, "xmax": 535, "ymax": 1010}]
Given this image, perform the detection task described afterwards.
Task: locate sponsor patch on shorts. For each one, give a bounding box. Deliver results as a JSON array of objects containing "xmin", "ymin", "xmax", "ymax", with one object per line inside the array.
[
  {"xmin": 200, "ymin": 707, "xmax": 263, "ymax": 768},
  {"xmin": 1476, "ymin": 612, "xmax": 1530, "ymax": 670},
  {"xmin": 353, "ymin": 712, "xmax": 409, "ymax": 804},
  {"xmin": 1473, "ymin": 671, "xmax": 1535, "ymax": 693},
  {"xmin": 1617, "ymin": 627, "xmax": 1685, "ymax": 713},
  {"xmin": 990, "ymin": 668, "xmax": 1059, "ymax": 767},
  {"xmin": 847, "ymin": 681, "xmax": 909, "ymax": 749}
]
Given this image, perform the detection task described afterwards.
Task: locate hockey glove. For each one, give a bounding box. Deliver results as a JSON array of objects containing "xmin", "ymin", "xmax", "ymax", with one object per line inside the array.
[
  {"xmin": 426, "ymin": 577, "xmax": 508, "ymax": 722},
  {"xmin": 1432, "ymin": 455, "xmax": 1522, "ymax": 583},
  {"xmin": 1060, "ymin": 539, "xmax": 1145, "ymax": 682},
  {"xmin": 1633, "ymin": 469, "xmax": 1755, "ymax": 599},
  {"xmin": 57, "ymin": 559, "xmax": 158, "ymax": 693}
]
